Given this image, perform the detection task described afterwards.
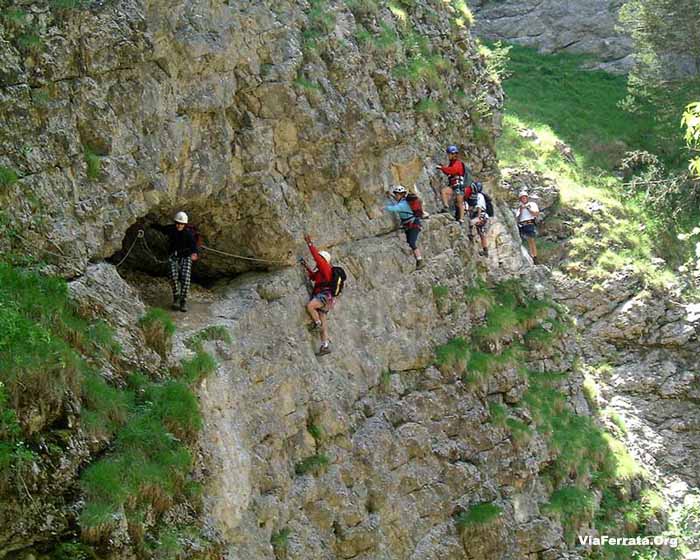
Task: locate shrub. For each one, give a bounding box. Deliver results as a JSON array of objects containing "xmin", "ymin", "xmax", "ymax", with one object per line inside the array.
[
  {"xmin": 139, "ymin": 308, "xmax": 175, "ymax": 358},
  {"xmin": 488, "ymin": 402, "xmax": 507, "ymax": 427},
  {"xmin": 456, "ymin": 503, "xmax": 503, "ymax": 530},
  {"xmin": 271, "ymin": 527, "xmax": 291, "ymax": 550}
]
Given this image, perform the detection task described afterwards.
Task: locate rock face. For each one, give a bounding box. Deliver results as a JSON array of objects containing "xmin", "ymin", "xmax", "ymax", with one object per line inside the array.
[
  {"xmin": 0, "ymin": 0, "xmax": 502, "ymax": 280},
  {"xmin": 554, "ymin": 268, "xmax": 700, "ymax": 504},
  {"xmin": 160, "ymin": 215, "xmax": 578, "ymax": 560},
  {"xmin": 468, "ymin": 0, "xmax": 634, "ymax": 72}
]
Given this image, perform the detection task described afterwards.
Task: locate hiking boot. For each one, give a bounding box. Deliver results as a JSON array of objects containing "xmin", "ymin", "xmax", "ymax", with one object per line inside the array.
[
  {"xmin": 416, "ymin": 259, "xmax": 426, "ymax": 270},
  {"xmin": 532, "ymin": 256, "xmax": 539, "ymax": 265},
  {"xmin": 179, "ymin": 299, "xmax": 187, "ymax": 312},
  {"xmin": 457, "ymin": 219, "xmax": 464, "ymax": 225},
  {"xmin": 479, "ymin": 249, "xmax": 489, "ymax": 257},
  {"xmin": 172, "ymin": 295, "xmax": 180, "ymax": 310},
  {"xmin": 318, "ymin": 342, "xmax": 331, "ymax": 356},
  {"xmin": 439, "ymin": 207, "xmax": 449, "ymax": 214}
]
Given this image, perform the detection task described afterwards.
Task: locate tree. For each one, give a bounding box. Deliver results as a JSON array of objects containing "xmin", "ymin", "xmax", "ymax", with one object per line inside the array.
[
  {"xmin": 619, "ymin": 0, "xmax": 700, "ymax": 85},
  {"xmin": 682, "ymin": 102, "xmax": 700, "ymax": 177}
]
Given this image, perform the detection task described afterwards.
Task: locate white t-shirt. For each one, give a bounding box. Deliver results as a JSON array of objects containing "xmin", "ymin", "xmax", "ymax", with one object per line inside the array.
[
  {"xmin": 475, "ymin": 193, "xmax": 487, "ymax": 212},
  {"xmin": 516, "ymin": 201, "xmax": 539, "ymax": 222}
]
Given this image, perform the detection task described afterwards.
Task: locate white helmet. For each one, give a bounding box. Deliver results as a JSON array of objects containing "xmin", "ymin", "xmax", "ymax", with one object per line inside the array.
[
  {"xmin": 518, "ymin": 191, "xmax": 529, "ymax": 199},
  {"xmin": 319, "ymin": 251, "xmax": 331, "ymax": 263},
  {"xmin": 391, "ymin": 185, "xmax": 407, "ymax": 195},
  {"xmin": 174, "ymin": 211, "xmax": 188, "ymax": 224}
]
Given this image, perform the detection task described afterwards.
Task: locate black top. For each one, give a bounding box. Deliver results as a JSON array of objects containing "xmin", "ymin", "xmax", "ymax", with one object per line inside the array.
[{"xmin": 153, "ymin": 224, "xmax": 198, "ymax": 258}]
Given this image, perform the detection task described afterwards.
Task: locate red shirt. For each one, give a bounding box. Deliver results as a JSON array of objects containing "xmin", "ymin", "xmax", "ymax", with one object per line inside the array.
[
  {"xmin": 439, "ymin": 159, "xmax": 467, "ymax": 187},
  {"xmin": 307, "ymin": 243, "xmax": 333, "ymax": 295}
]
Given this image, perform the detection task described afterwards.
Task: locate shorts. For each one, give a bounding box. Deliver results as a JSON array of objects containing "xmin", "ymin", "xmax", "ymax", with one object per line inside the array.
[
  {"xmin": 450, "ymin": 183, "xmax": 466, "ymax": 196},
  {"xmin": 311, "ymin": 289, "xmax": 335, "ymax": 314},
  {"xmin": 518, "ymin": 223, "xmax": 537, "ymax": 239},
  {"xmin": 470, "ymin": 212, "xmax": 489, "ymax": 235},
  {"xmin": 405, "ymin": 226, "xmax": 421, "ymax": 250}
]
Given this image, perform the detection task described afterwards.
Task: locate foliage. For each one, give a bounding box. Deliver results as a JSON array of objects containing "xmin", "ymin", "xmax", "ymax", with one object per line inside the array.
[
  {"xmin": 83, "ymin": 146, "xmax": 102, "ymax": 180},
  {"xmin": 179, "ymin": 348, "xmax": 217, "ymax": 384},
  {"xmin": 0, "ymin": 165, "xmax": 19, "ymax": 189},
  {"xmin": 295, "ymin": 453, "xmax": 329, "ymax": 475},
  {"xmin": 455, "ymin": 502, "xmax": 503, "ymax": 529},
  {"xmin": 435, "ymin": 337, "xmax": 470, "ymax": 372},
  {"xmin": 185, "ymin": 325, "xmax": 232, "ymax": 351},
  {"xmin": 544, "ymin": 486, "xmax": 596, "ymax": 541},
  {"xmin": 271, "ymin": 528, "xmax": 291, "ymax": 550},
  {"xmin": 139, "ymin": 308, "xmax": 175, "ymax": 358},
  {"xmin": 682, "ymin": 101, "xmax": 700, "ymax": 176}
]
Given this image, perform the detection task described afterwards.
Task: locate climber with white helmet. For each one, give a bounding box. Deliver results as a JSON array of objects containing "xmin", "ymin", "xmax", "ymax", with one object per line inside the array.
[
  {"xmin": 436, "ymin": 145, "xmax": 471, "ymax": 224},
  {"xmin": 384, "ymin": 184, "xmax": 425, "ymax": 270},
  {"xmin": 300, "ymin": 233, "xmax": 335, "ymax": 356},
  {"xmin": 514, "ymin": 191, "xmax": 540, "ymax": 264},
  {"xmin": 152, "ymin": 211, "xmax": 199, "ymax": 312}
]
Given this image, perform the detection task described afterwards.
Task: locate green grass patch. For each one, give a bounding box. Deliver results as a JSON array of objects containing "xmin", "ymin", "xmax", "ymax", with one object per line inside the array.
[
  {"xmin": 0, "ymin": 166, "xmax": 19, "ymax": 189},
  {"xmin": 271, "ymin": 527, "xmax": 291, "ymax": 550},
  {"xmin": 308, "ymin": 424, "xmax": 323, "ymax": 441},
  {"xmin": 606, "ymin": 409, "xmax": 628, "ymax": 434},
  {"xmin": 185, "ymin": 325, "xmax": 232, "ymax": 351},
  {"xmin": 435, "ymin": 337, "xmax": 470, "ymax": 373},
  {"xmin": 293, "ymin": 76, "xmax": 321, "ymax": 91},
  {"xmin": 505, "ymin": 417, "xmax": 532, "ymax": 445},
  {"xmin": 456, "ymin": 502, "xmax": 503, "ymax": 530},
  {"xmin": 295, "ymin": 453, "xmax": 329, "ymax": 476},
  {"xmin": 415, "ymin": 98, "xmax": 442, "ymax": 116},
  {"xmin": 179, "ymin": 349, "xmax": 217, "ymax": 384},
  {"xmin": 431, "ymin": 284, "xmax": 449, "ymax": 300},
  {"xmin": 544, "ymin": 485, "xmax": 595, "ymax": 542},
  {"xmin": 83, "ymin": 146, "xmax": 102, "ymax": 180},
  {"xmin": 488, "ymin": 402, "xmax": 507, "ymax": 427},
  {"xmin": 582, "ymin": 375, "xmax": 600, "ymax": 410},
  {"xmin": 139, "ymin": 308, "xmax": 175, "ymax": 358}
]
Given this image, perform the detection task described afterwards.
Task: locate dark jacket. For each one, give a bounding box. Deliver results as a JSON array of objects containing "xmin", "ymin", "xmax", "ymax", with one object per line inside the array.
[{"xmin": 153, "ymin": 224, "xmax": 198, "ymax": 258}]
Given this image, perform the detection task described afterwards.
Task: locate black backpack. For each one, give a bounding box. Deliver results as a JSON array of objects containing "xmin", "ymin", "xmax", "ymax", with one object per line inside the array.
[
  {"xmin": 470, "ymin": 181, "xmax": 495, "ymax": 217},
  {"xmin": 327, "ymin": 266, "xmax": 347, "ymax": 296}
]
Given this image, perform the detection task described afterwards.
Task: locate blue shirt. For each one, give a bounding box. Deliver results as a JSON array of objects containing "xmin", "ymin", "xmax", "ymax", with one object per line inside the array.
[{"xmin": 385, "ymin": 199, "xmax": 415, "ymax": 225}]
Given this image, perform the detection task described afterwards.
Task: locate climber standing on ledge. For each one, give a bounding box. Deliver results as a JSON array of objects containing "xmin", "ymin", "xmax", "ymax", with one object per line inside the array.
[
  {"xmin": 437, "ymin": 145, "xmax": 471, "ymax": 224},
  {"xmin": 300, "ymin": 233, "xmax": 334, "ymax": 356},
  {"xmin": 152, "ymin": 211, "xmax": 199, "ymax": 312},
  {"xmin": 514, "ymin": 191, "xmax": 540, "ymax": 265}
]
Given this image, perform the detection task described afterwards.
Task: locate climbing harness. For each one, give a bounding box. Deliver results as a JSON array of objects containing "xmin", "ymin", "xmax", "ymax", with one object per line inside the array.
[{"xmin": 115, "ymin": 229, "xmax": 291, "ymax": 268}]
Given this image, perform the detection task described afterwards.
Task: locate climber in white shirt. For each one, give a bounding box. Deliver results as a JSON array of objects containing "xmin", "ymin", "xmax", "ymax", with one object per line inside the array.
[{"xmin": 515, "ymin": 191, "xmax": 540, "ymax": 264}]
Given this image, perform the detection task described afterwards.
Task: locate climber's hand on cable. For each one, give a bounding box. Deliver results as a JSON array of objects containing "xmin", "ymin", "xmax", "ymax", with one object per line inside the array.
[{"xmin": 191, "ymin": 253, "xmax": 199, "ymax": 262}]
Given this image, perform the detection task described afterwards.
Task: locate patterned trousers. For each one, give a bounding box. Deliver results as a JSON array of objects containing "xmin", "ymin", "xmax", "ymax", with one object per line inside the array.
[{"xmin": 169, "ymin": 255, "xmax": 192, "ymax": 302}]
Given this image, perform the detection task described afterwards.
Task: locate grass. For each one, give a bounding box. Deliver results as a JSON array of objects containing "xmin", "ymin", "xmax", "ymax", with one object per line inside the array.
[
  {"xmin": 271, "ymin": 528, "xmax": 291, "ymax": 550},
  {"xmin": 497, "ymin": 42, "xmax": 692, "ymax": 279},
  {"xmin": 435, "ymin": 337, "xmax": 470, "ymax": 373},
  {"xmin": 544, "ymin": 486, "xmax": 596, "ymax": 542},
  {"xmin": 185, "ymin": 325, "xmax": 232, "ymax": 351},
  {"xmin": 0, "ymin": 166, "xmax": 19, "ymax": 189},
  {"xmin": 582, "ymin": 375, "xmax": 600, "ymax": 410},
  {"xmin": 139, "ymin": 308, "xmax": 175, "ymax": 358},
  {"xmin": 455, "ymin": 503, "xmax": 503, "ymax": 530},
  {"xmin": 179, "ymin": 349, "xmax": 217, "ymax": 384},
  {"xmin": 488, "ymin": 402, "xmax": 507, "ymax": 427},
  {"xmin": 83, "ymin": 146, "xmax": 102, "ymax": 180},
  {"xmin": 295, "ymin": 453, "xmax": 329, "ymax": 476},
  {"xmin": 415, "ymin": 99, "xmax": 442, "ymax": 116}
]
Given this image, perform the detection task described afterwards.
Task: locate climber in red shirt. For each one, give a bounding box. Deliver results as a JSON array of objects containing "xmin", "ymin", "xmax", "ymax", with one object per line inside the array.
[
  {"xmin": 437, "ymin": 145, "xmax": 471, "ymax": 224},
  {"xmin": 300, "ymin": 233, "xmax": 334, "ymax": 356}
]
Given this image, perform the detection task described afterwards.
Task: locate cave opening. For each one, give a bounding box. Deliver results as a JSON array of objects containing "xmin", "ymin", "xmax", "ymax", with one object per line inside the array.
[{"xmin": 108, "ymin": 210, "xmax": 287, "ymax": 307}]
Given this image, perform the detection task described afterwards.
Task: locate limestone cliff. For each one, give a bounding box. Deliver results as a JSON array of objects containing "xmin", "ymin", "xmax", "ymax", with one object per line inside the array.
[
  {"xmin": 4, "ymin": 1, "xmax": 694, "ymax": 560},
  {"xmin": 467, "ymin": 0, "xmax": 634, "ymax": 73}
]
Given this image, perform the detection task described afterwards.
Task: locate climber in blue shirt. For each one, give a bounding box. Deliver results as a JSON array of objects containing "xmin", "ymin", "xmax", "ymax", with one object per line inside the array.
[{"xmin": 384, "ymin": 185, "xmax": 425, "ymax": 270}]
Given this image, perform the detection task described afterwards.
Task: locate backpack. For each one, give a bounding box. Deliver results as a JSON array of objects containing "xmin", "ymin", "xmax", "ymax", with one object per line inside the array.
[
  {"xmin": 469, "ymin": 181, "xmax": 495, "ymax": 217},
  {"xmin": 185, "ymin": 224, "xmax": 204, "ymax": 250},
  {"xmin": 327, "ymin": 266, "xmax": 347, "ymax": 296},
  {"xmin": 406, "ymin": 193, "xmax": 424, "ymax": 219}
]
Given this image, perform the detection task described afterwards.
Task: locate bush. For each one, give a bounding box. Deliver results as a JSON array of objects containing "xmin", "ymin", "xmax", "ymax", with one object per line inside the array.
[
  {"xmin": 185, "ymin": 325, "xmax": 231, "ymax": 351},
  {"xmin": 0, "ymin": 166, "xmax": 19, "ymax": 189},
  {"xmin": 435, "ymin": 337, "xmax": 470, "ymax": 372},
  {"xmin": 180, "ymin": 349, "xmax": 217, "ymax": 384},
  {"xmin": 139, "ymin": 308, "xmax": 175, "ymax": 358}
]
